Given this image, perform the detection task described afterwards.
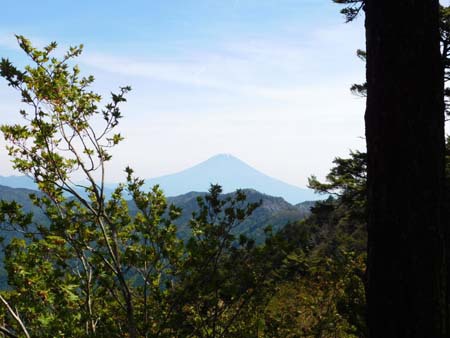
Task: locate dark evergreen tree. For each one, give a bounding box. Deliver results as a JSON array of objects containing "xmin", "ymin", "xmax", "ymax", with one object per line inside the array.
[
  {"xmin": 335, "ymin": 0, "xmax": 448, "ymax": 336},
  {"xmin": 365, "ymin": 1, "xmax": 446, "ymax": 336}
]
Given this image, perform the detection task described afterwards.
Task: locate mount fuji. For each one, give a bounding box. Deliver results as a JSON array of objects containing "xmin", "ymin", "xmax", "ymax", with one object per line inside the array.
[{"xmin": 142, "ymin": 154, "xmax": 318, "ymax": 204}]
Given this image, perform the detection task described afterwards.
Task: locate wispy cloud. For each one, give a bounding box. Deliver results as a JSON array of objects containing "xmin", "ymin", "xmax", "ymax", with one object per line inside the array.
[
  {"xmin": 78, "ymin": 23, "xmax": 363, "ymax": 103},
  {"xmin": 0, "ymin": 21, "xmax": 364, "ymax": 104}
]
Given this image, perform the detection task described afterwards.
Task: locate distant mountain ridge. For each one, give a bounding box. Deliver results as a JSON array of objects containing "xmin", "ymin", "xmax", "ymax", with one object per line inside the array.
[
  {"xmin": 0, "ymin": 154, "xmax": 319, "ymax": 204},
  {"xmin": 0, "ymin": 185, "xmax": 314, "ymax": 244},
  {"xmin": 165, "ymin": 189, "xmax": 314, "ymax": 243}
]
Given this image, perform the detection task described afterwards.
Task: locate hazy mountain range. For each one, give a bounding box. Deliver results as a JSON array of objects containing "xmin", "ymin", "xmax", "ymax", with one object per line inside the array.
[
  {"xmin": 0, "ymin": 185, "xmax": 315, "ymax": 244},
  {"xmin": 0, "ymin": 154, "xmax": 319, "ymax": 204}
]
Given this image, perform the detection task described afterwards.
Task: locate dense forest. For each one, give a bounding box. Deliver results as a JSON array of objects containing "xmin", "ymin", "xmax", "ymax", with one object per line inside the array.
[{"xmin": 0, "ymin": 1, "xmax": 448, "ymax": 337}]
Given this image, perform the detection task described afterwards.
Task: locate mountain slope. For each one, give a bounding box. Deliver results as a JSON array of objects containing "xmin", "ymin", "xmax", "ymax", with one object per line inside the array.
[
  {"xmin": 0, "ymin": 186, "xmax": 313, "ymax": 244},
  {"xmin": 144, "ymin": 154, "xmax": 318, "ymax": 204},
  {"xmin": 165, "ymin": 189, "xmax": 312, "ymax": 243}
]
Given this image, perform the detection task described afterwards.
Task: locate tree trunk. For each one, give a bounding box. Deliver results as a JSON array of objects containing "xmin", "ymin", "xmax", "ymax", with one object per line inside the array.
[{"xmin": 364, "ymin": 0, "xmax": 447, "ymax": 337}]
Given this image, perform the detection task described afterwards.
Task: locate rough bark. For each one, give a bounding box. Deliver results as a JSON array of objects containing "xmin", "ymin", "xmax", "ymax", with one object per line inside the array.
[{"xmin": 364, "ymin": 0, "xmax": 448, "ymax": 337}]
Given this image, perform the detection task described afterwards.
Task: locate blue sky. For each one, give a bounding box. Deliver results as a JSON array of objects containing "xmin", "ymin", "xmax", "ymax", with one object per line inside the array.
[{"xmin": 0, "ymin": 0, "xmax": 366, "ymax": 187}]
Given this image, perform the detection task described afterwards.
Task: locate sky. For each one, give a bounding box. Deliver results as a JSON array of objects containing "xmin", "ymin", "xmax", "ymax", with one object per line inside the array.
[{"xmin": 0, "ymin": 0, "xmax": 367, "ymax": 187}]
